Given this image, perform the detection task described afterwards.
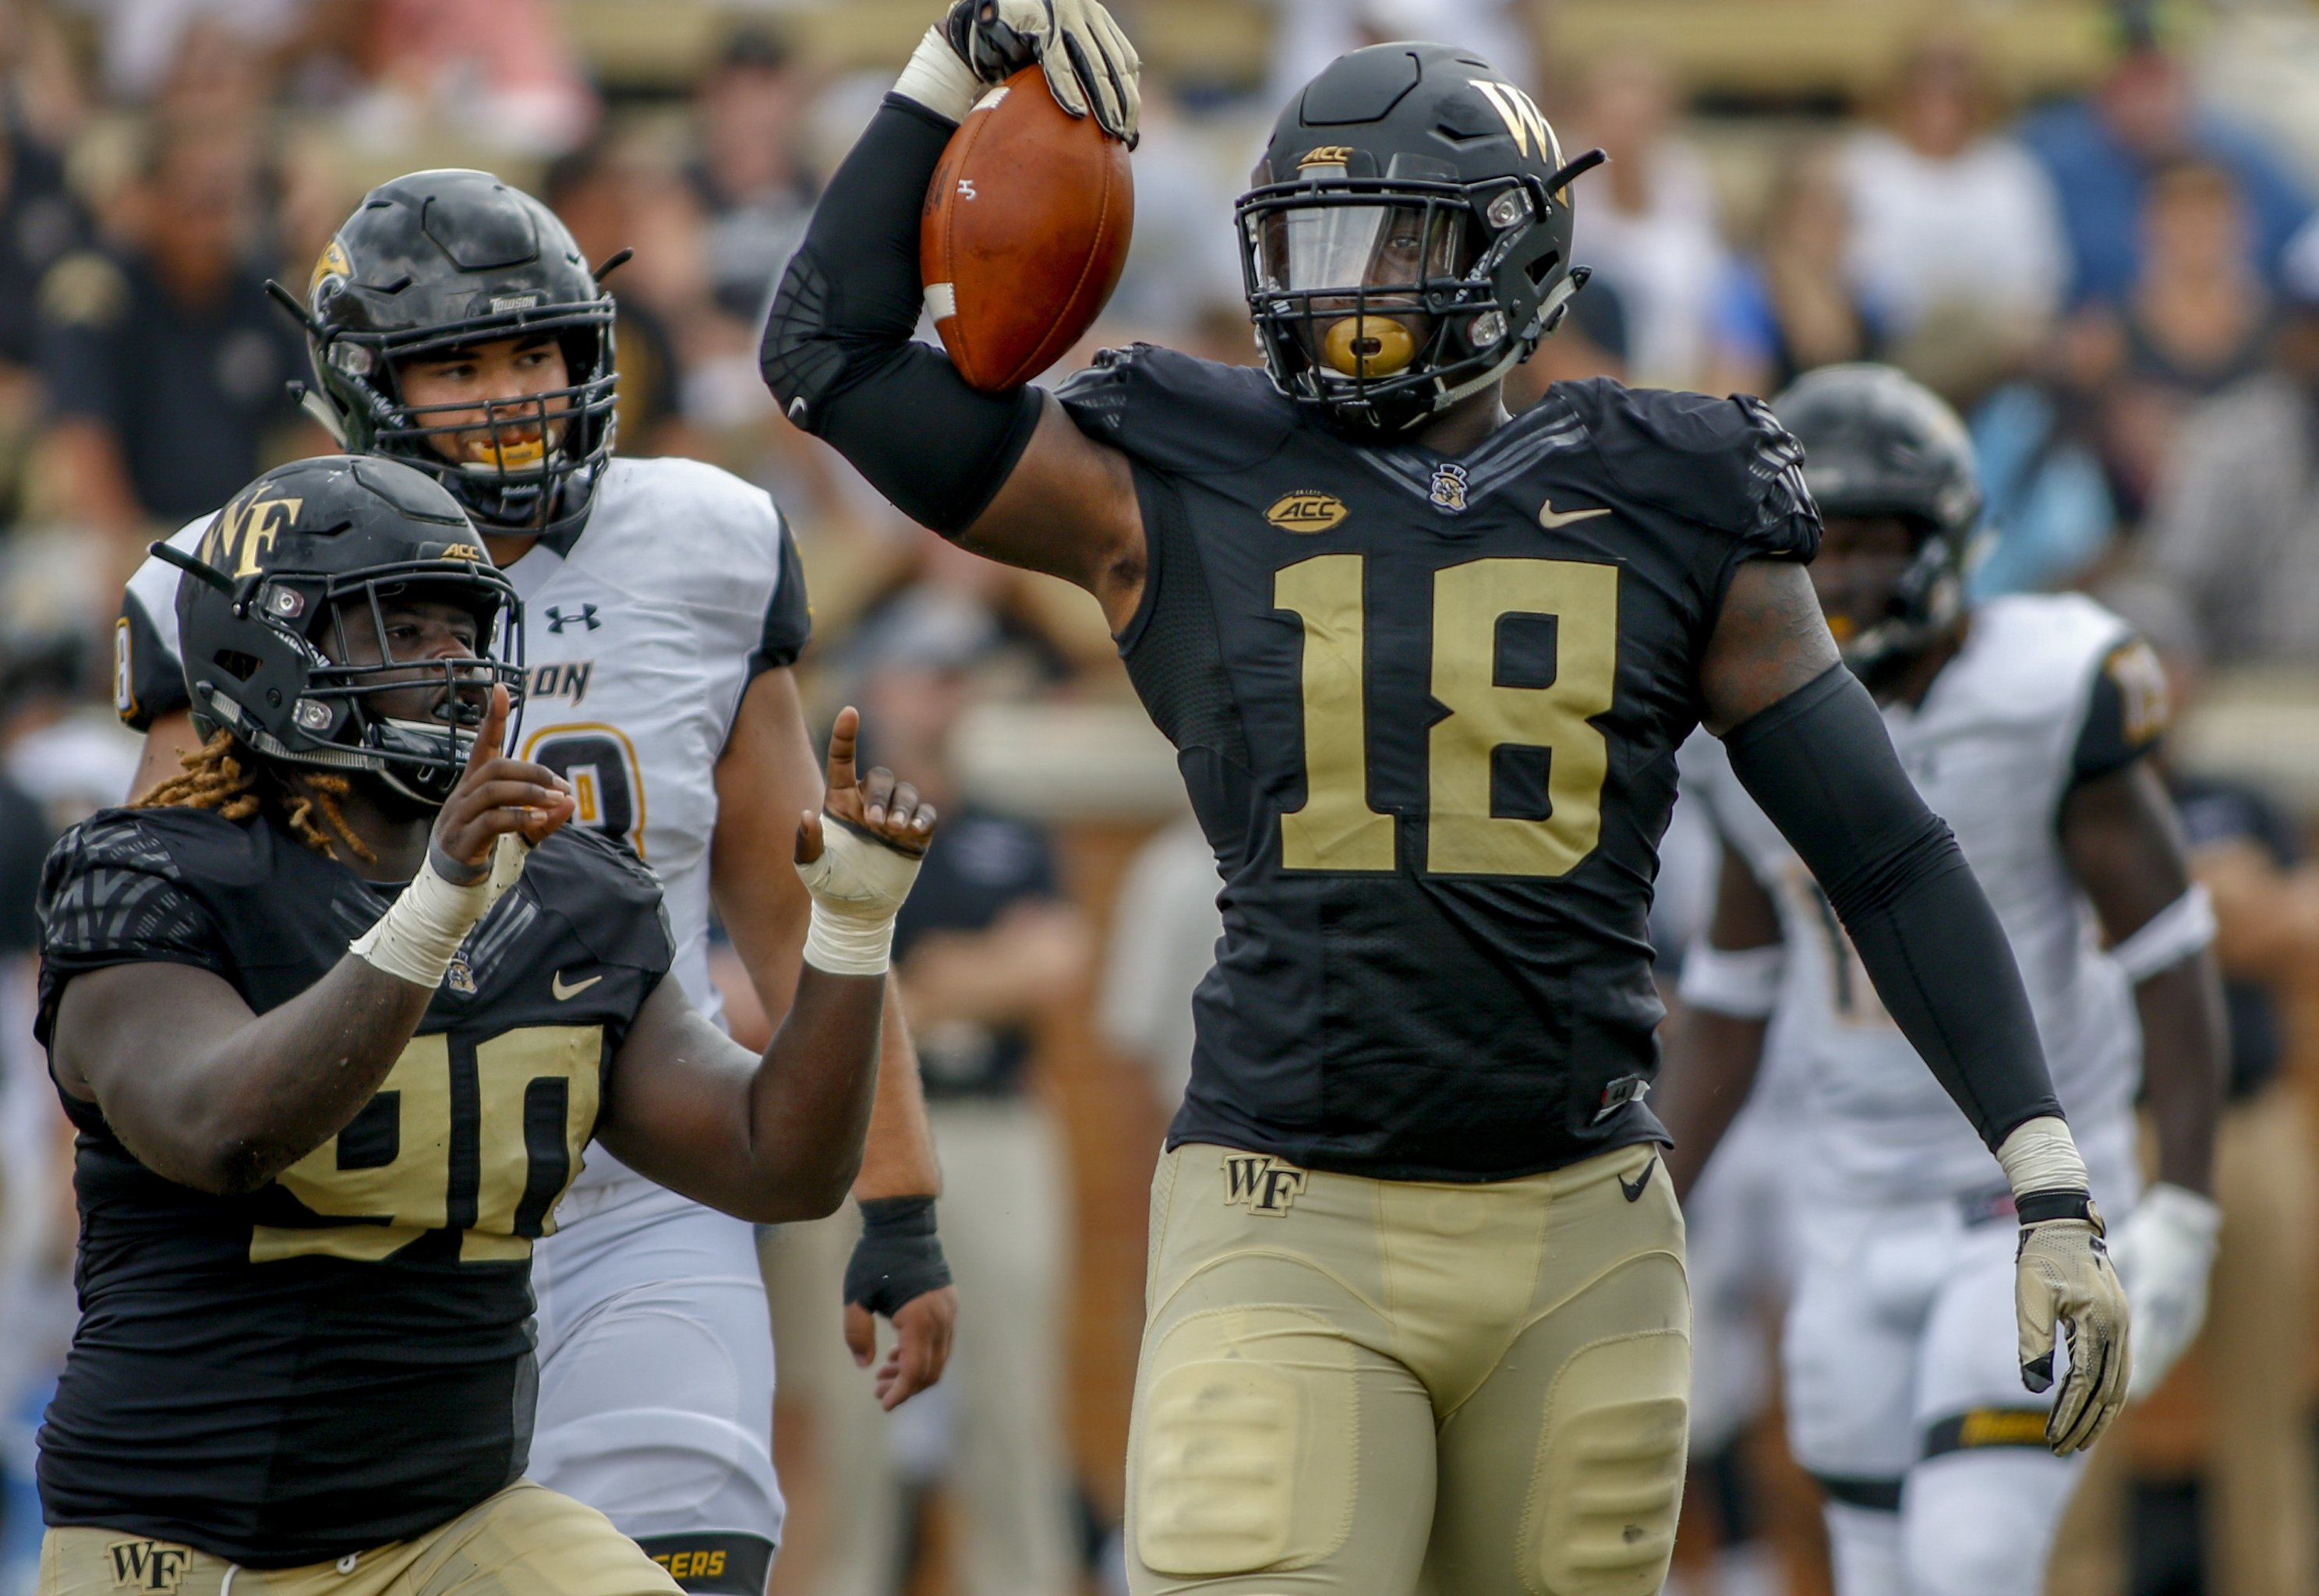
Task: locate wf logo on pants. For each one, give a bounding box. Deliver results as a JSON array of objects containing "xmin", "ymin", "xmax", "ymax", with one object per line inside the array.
[{"xmin": 1222, "ymin": 1153, "xmax": 1307, "ymax": 1216}]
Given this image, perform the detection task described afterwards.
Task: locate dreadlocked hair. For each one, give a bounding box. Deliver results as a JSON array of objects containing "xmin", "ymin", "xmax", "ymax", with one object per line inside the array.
[{"xmin": 133, "ymin": 729, "xmax": 377, "ymax": 863}]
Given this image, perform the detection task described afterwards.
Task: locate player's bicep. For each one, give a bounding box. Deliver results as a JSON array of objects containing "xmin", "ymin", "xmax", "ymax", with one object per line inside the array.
[
  {"xmin": 1696, "ymin": 559, "xmax": 1842, "ymax": 736},
  {"xmin": 51, "ymin": 960, "xmax": 255, "ymax": 1118},
  {"xmin": 960, "ymin": 392, "xmax": 1147, "ymax": 629},
  {"xmin": 2060, "ymin": 761, "xmax": 2197, "ymax": 942},
  {"xmin": 593, "ymin": 976, "xmax": 762, "ymax": 1195}
]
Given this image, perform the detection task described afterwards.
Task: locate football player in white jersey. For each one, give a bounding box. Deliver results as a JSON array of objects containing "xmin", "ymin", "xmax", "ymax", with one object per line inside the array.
[
  {"xmin": 1657, "ymin": 364, "xmax": 2226, "ymax": 1596},
  {"xmin": 111, "ymin": 171, "xmax": 959, "ymax": 1595}
]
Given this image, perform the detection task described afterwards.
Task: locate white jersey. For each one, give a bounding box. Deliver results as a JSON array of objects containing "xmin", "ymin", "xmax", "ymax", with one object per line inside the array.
[
  {"xmin": 1678, "ymin": 594, "xmax": 2159, "ymax": 1209},
  {"xmin": 119, "ymin": 455, "xmax": 812, "ymax": 1197}
]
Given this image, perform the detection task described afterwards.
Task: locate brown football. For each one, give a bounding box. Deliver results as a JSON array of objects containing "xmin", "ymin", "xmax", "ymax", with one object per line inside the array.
[{"xmin": 921, "ymin": 66, "xmax": 1134, "ymax": 393}]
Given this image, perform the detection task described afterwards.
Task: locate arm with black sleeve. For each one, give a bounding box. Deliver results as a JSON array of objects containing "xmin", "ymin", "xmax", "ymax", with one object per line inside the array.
[
  {"xmin": 1720, "ymin": 659, "xmax": 2130, "ymax": 1454},
  {"xmin": 760, "ymin": 5, "xmax": 1137, "ymax": 535},
  {"xmin": 759, "ymin": 86, "xmax": 1042, "ymax": 534}
]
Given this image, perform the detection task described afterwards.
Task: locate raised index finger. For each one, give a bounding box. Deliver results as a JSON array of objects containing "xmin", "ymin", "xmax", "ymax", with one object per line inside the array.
[
  {"xmin": 825, "ymin": 705, "xmax": 861, "ymax": 796},
  {"xmin": 468, "ymin": 683, "xmax": 510, "ymax": 774}
]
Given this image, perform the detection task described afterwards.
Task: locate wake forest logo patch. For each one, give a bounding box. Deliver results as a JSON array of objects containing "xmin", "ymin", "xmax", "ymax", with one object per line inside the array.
[
  {"xmin": 1265, "ymin": 491, "xmax": 1349, "ymax": 533},
  {"xmin": 1222, "ymin": 1152, "xmax": 1308, "ymax": 1216},
  {"xmin": 108, "ymin": 1540, "xmax": 193, "ymax": 1593},
  {"xmin": 1428, "ymin": 461, "xmax": 1470, "ymax": 514}
]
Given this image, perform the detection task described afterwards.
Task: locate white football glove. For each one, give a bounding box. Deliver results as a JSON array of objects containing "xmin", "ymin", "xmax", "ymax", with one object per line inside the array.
[
  {"xmin": 944, "ymin": 0, "xmax": 1140, "ymax": 144},
  {"xmin": 2109, "ymin": 1182, "xmax": 2222, "ymax": 1399},
  {"xmin": 2014, "ymin": 1200, "xmax": 2132, "ymax": 1455}
]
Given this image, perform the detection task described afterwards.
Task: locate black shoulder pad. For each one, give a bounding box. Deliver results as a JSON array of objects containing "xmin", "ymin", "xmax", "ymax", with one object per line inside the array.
[
  {"xmin": 1056, "ymin": 344, "xmax": 1299, "ymax": 476},
  {"xmin": 525, "ymin": 826, "xmax": 675, "ymax": 976},
  {"xmin": 37, "ymin": 809, "xmax": 239, "ymax": 1043},
  {"xmin": 2071, "ymin": 634, "xmax": 2169, "ymax": 787},
  {"xmin": 1563, "ymin": 380, "xmax": 1822, "ymax": 561}
]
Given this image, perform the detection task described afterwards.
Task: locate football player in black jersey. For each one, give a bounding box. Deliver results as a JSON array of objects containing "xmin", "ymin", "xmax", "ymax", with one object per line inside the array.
[
  {"xmin": 761, "ymin": 7, "xmax": 2129, "ymax": 1592},
  {"xmin": 34, "ymin": 456, "xmax": 936, "ymax": 1596}
]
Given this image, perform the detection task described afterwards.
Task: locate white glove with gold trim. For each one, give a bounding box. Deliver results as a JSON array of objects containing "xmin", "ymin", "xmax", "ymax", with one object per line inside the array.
[
  {"xmin": 919, "ymin": 0, "xmax": 1140, "ymax": 143},
  {"xmin": 1999, "ymin": 1117, "xmax": 2132, "ymax": 1454}
]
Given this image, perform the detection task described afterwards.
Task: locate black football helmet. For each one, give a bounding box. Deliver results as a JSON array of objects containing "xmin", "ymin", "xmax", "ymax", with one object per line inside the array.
[
  {"xmin": 281, "ymin": 169, "xmax": 618, "ymax": 540},
  {"xmin": 1773, "ymin": 363, "xmax": 1985, "ymax": 677},
  {"xmin": 1238, "ymin": 42, "xmax": 1602, "ymax": 434},
  {"xmin": 165, "ymin": 455, "xmax": 525, "ymax": 807}
]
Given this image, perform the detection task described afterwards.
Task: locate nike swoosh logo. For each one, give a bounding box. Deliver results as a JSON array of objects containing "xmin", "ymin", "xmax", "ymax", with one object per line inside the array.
[
  {"xmin": 551, "ymin": 970, "xmax": 603, "ymax": 1001},
  {"xmin": 1620, "ymin": 1156, "xmax": 1657, "ymax": 1202},
  {"xmin": 1540, "ymin": 499, "xmax": 1612, "ymax": 528}
]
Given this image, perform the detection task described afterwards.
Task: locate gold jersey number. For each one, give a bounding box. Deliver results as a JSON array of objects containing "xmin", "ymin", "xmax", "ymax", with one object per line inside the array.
[
  {"xmin": 1275, "ymin": 554, "xmax": 1619, "ymax": 877},
  {"xmin": 250, "ymin": 1025, "xmax": 603, "ymax": 1266}
]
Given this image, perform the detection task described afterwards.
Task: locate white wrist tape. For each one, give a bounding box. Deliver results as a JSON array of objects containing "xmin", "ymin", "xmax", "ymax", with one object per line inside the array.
[
  {"xmin": 894, "ymin": 23, "xmax": 982, "ymax": 123},
  {"xmin": 2109, "ymin": 883, "xmax": 2217, "ymax": 983},
  {"xmin": 1997, "ymin": 1114, "xmax": 2091, "ymax": 1198},
  {"xmin": 797, "ymin": 821, "xmax": 926, "ymax": 977},
  {"xmin": 1678, "ymin": 942, "xmax": 1788, "ymax": 1019},
  {"xmin": 349, "ymin": 835, "xmax": 530, "ymax": 989}
]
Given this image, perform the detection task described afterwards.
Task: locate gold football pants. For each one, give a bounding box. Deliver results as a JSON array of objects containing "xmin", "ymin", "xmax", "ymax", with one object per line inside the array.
[
  {"xmin": 1126, "ymin": 1140, "xmax": 1691, "ymax": 1596},
  {"xmin": 41, "ymin": 1481, "xmax": 683, "ymax": 1596}
]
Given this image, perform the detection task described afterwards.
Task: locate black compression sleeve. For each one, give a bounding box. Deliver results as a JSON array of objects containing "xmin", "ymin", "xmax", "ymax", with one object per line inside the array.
[
  {"xmin": 1722, "ymin": 664, "xmax": 2064, "ymax": 1150},
  {"xmin": 760, "ymin": 94, "xmax": 1042, "ymax": 534}
]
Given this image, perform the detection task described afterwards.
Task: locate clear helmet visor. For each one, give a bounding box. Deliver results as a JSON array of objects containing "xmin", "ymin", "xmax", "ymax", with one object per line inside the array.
[{"xmin": 1250, "ymin": 175, "xmax": 1467, "ymax": 380}]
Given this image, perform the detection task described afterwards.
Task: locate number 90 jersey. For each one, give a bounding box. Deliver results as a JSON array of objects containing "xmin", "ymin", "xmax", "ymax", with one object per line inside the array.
[
  {"xmin": 1056, "ymin": 346, "xmax": 1819, "ymax": 1181},
  {"xmin": 33, "ymin": 807, "xmax": 673, "ymax": 1564}
]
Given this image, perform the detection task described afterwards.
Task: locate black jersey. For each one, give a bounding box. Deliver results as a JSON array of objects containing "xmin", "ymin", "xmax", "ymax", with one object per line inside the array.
[
  {"xmin": 1057, "ymin": 346, "xmax": 1818, "ymax": 1181},
  {"xmin": 33, "ymin": 807, "xmax": 673, "ymax": 1565}
]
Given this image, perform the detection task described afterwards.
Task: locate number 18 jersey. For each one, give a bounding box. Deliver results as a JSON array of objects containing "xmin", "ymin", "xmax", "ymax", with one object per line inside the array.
[{"xmin": 1056, "ymin": 347, "xmax": 1819, "ymax": 1181}]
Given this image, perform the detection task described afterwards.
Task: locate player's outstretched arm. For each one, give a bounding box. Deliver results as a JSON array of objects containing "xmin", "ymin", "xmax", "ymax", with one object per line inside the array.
[
  {"xmin": 598, "ymin": 708, "xmax": 935, "ymax": 1224},
  {"xmin": 2061, "ymin": 759, "xmax": 2226, "ymax": 1394},
  {"xmin": 758, "ymin": 5, "xmax": 1147, "ymax": 629},
  {"xmin": 52, "ymin": 687, "xmax": 571, "ymax": 1195},
  {"xmin": 1699, "ymin": 560, "xmax": 2130, "ymax": 1455},
  {"xmin": 1655, "ymin": 841, "xmax": 1784, "ymax": 1203},
  {"xmin": 711, "ymin": 669, "xmax": 960, "ymax": 1407}
]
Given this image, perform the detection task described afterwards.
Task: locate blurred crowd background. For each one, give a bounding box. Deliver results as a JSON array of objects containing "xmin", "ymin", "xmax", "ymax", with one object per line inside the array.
[{"xmin": 9, "ymin": 0, "xmax": 2319, "ymax": 1594}]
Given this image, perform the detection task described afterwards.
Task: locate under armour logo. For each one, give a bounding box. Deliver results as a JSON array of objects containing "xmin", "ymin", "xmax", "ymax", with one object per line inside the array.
[
  {"xmin": 545, "ymin": 604, "xmax": 600, "ymax": 634},
  {"xmin": 1429, "ymin": 461, "xmax": 1469, "ymax": 514},
  {"xmin": 1222, "ymin": 1152, "xmax": 1307, "ymax": 1216}
]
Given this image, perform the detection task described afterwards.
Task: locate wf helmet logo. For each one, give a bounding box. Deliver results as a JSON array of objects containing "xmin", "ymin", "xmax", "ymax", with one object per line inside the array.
[{"xmin": 1221, "ymin": 1153, "xmax": 1307, "ymax": 1215}]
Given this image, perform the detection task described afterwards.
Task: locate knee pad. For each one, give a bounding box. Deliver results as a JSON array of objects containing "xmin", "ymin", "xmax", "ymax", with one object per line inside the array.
[
  {"xmin": 1130, "ymin": 1305, "xmax": 1357, "ymax": 1579},
  {"xmin": 1523, "ymin": 1331, "xmax": 1689, "ymax": 1596}
]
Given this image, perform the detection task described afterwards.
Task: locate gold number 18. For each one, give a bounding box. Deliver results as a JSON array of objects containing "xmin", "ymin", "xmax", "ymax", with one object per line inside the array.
[{"xmin": 1274, "ymin": 554, "xmax": 1620, "ymax": 878}]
